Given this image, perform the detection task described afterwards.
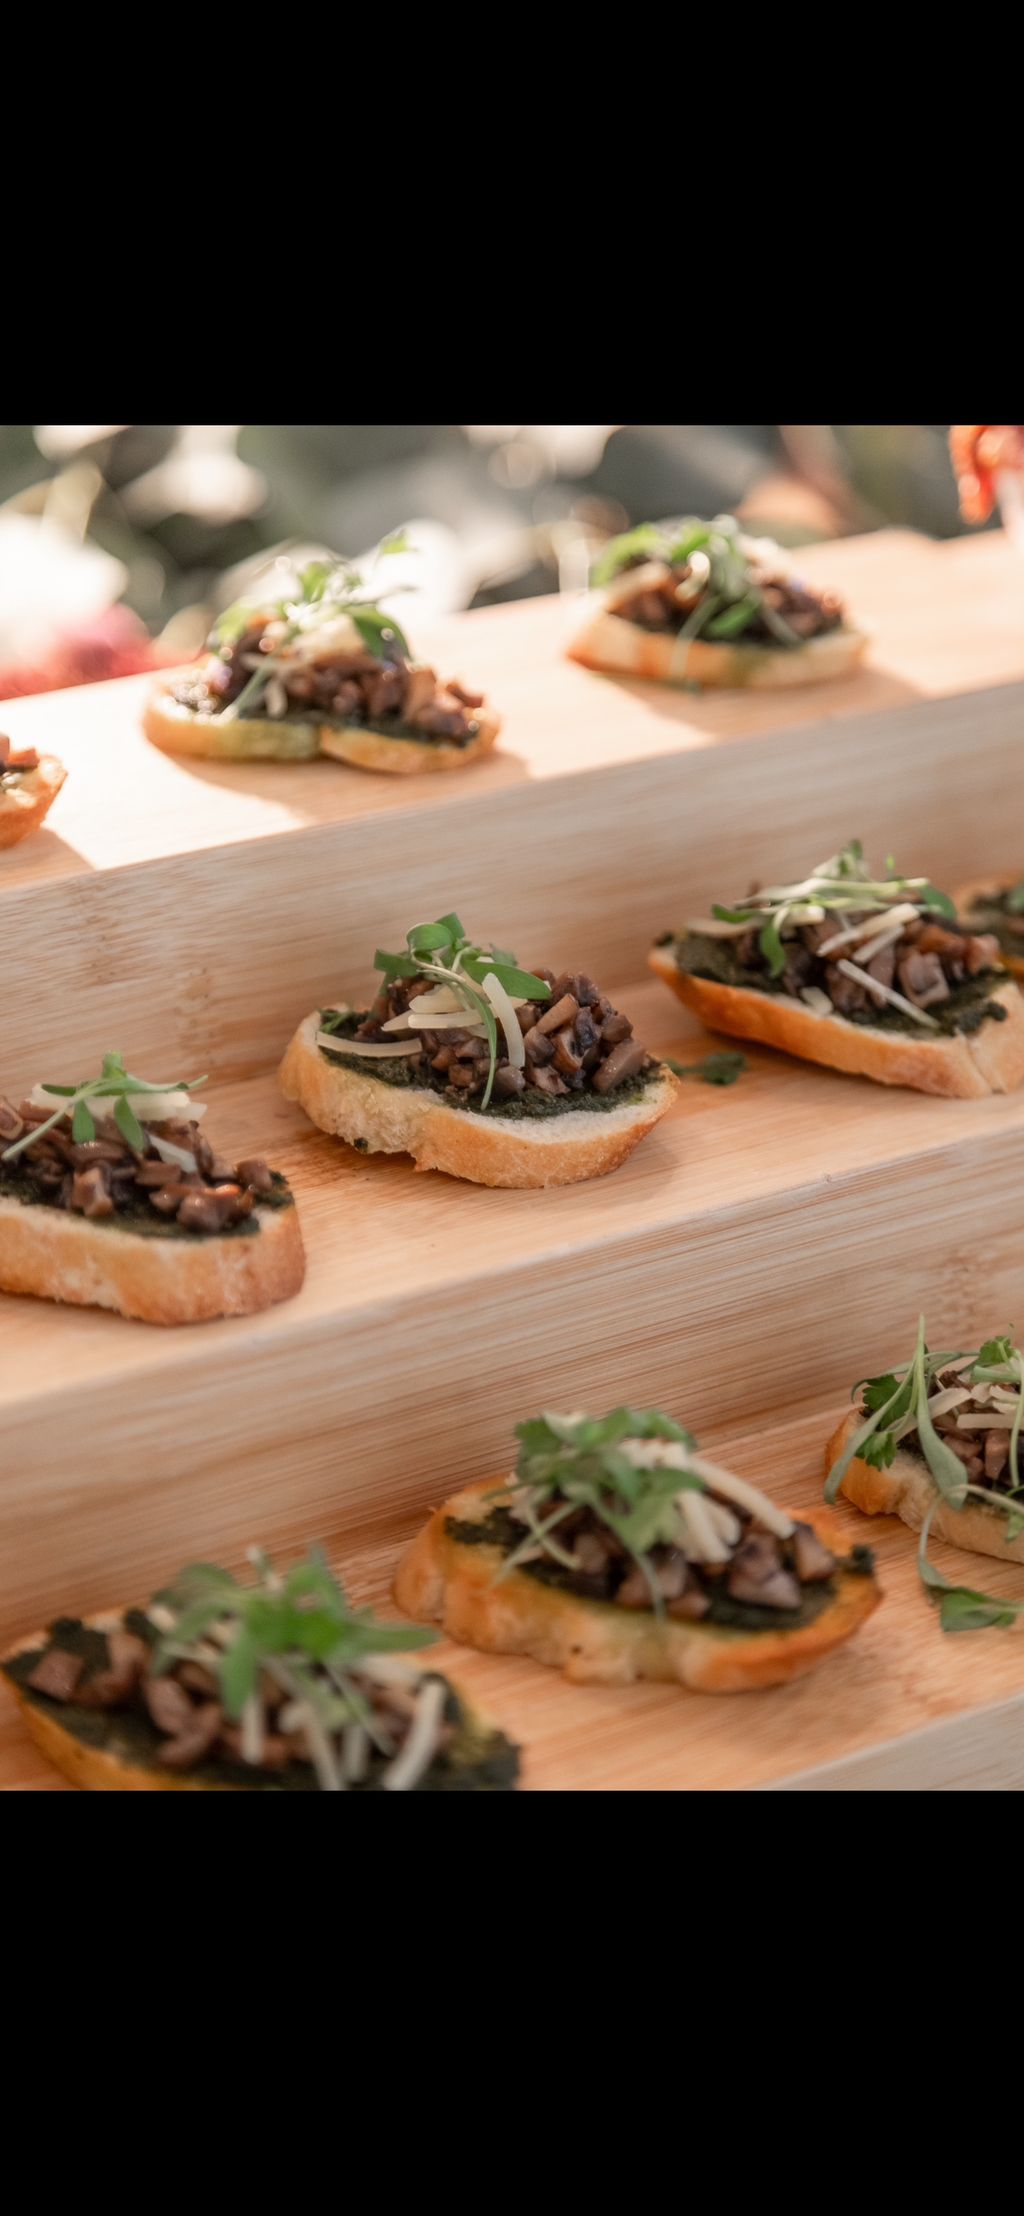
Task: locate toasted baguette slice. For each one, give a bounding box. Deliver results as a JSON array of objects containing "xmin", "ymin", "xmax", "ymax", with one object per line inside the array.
[
  {"xmin": 648, "ymin": 943, "xmax": 1024, "ymax": 1098},
  {"xmin": 954, "ymin": 874, "xmax": 1024, "ymax": 982},
  {"xmin": 395, "ymin": 1477, "xmax": 880, "ymax": 1691},
  {"xmin": 317, "ymin": 707, "xmax": 500, "ymax": 776},
  {"xmin": 0, "ymin": 757, "xmax": 67, "ymax": 849},
  {"xmin": 568, "ymin": 606, "xmax": 868, "ymax": 690},
  {"xmin": 279, "ymin": 1012, "xmax": 677, "ymax": 1189},
  {"xmin": 0, "ymin": 1188, "xmax": 304, "ymax": 1325},
  {"xmin": 827, "ymin": 1406, "xmax": 1024, "ymax": 1566},
  {"xmin": 144, "ymin": 680, "xmax": 501, "ymax": 775},
  {"xmin": 2, "ymin": 1611, "xmax": 517, "ymax": 1792}
]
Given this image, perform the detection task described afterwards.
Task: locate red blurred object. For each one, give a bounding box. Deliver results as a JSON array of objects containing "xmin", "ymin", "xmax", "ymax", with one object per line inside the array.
[{"xmin": 0, "ymin": 605, "xmax": 181, "ymax": 701}]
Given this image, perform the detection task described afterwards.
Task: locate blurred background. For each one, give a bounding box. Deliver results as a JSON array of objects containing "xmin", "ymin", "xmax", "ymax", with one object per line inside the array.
[{"xmin": 0, "ymin": 425, "xmax": 987, "ymax": 699}]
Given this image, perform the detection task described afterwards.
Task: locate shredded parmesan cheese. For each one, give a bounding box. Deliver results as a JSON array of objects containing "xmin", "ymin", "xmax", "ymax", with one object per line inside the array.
[
  {"xmin": 678, "ymin": 1490, "xmax": 732, "ymax": 1563},
  {"xmin": 149, "ymin": 1134, "xmax": 198, "ymax": 1173},
  {"xmin": 800, "ymin": 986, "xmax": 835, "ymax": 1016},
  {"xmin": 482, "ymin": 969, "xmax": 526, "ymax": 1070},
  {"xmin": 29, "ymin": 1083, "xmax": 208, "ymax": 1123},
  {"xmin": 617, "ymin": 1438, "xmax": 795, "ymax": 1541},
  {"xmin": 381, "ymin": 1677, "xmax": 446, "ymax": 1792},
  {"xmin": 834, "ymin": 959, "xmax": 940, "ymax": 1028},
  {"xmin": 816, "ymin": 903, "xmax": 919, "ymax": 959},
  {"xmin": 927, "ymin": 1386, "xmax": 973, "ymax": 1418}
]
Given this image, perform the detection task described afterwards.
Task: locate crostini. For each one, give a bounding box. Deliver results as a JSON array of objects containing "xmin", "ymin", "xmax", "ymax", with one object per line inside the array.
[
  {"xmin": 279, "ymin": 912, "xmax": 677, "ymax": 1188},
  {"xmin": 568, "ymin": 514, "xmax": 867, "ymax": 691},
  {"xmin": 2, "ymin": 1544, "xmax": 519, "ymax": 1791},
  {"xmin": 955, "ymin": 873, "xmax": 1024, "ymax": 981},
  {"xmin": 826, "ymin": 1319, "xmax": 1024, "ymax": 1631},
  {"xmin": 0, "ymin": 1052, "xmax": 304, "ymax": 1324},
  {"xmin": 650, "ymin": 839, "xmax": 1024, "ymax": 1098},
  {"xmin": 0, "ymin": 732, "xmax": 66, "ymax": 849},
  {"xmin": 144, "ymin": 541, "xmax": 501, "ymax": 775},
  {"xmin": 395, "ymin": 1406, "xmax": 880, "ymax": 1690}
]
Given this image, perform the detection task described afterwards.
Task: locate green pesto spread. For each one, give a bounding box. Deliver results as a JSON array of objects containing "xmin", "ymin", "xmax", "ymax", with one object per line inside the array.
[
  {"xmin": 318, "ymin": 1012, "xmax": 662, "ymax": 1120},
  {"xmin": 664, "ymin": 931, "xmax": 1008, "ymax": 1040},
  {"xmin": 445, "ymin": 1506, "xmax": 875, "ymax": 1636}
]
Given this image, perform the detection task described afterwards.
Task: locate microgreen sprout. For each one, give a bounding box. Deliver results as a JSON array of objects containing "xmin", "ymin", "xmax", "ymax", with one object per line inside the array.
[
  {"xmin": 665, "ymin": 1050, "xmax": 746, "ymax": 1086},
  {"xmin": 347, "ymin": 911, "xmax": 552, "ymax": 1110},
  {"xmin": 592, "ymin": 514, "xmax": 816, "ymax": 648},
  {"xmin": 212, "ymin": 531, "xmax": 417, "ymax": 723},
  {"xmin": 710, "ymin": 840, "xmax": 957, "ymax": 980},
  {"xmin": 825, "ymin": 1316, "xmax": 1024, "ymax": 1631},
  {"xmin": 150, "ymin": 1547, "xmax": 437, "ymax": 1788},
  {"xmin": 494, "ymin": 1408, "xmax": 705, "ymax": 1613},
  {"xmin": 0, "ymin": 1053, "xmax": 208, "ymax": 1165}
]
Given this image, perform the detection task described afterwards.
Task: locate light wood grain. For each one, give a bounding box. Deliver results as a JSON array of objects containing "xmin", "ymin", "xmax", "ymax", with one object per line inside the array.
[
  {"xmin": 4, "ymin": 647, "xmax": 1024, "ymax": 1081},
  {"xmin": 3, "ymin": 530, "xmax": 1024, "ymax": 896},
  {"xmin": 6, "ymin": 1394, "xmax": 1024, "ymax": 1792},
  {"xmin": 5, "ymin": 981, "xmax": 1024, "ymax": 1648},
  {"xmin": 5, "ymin": 524, "xmax": 1024, "ymax": 1787}
]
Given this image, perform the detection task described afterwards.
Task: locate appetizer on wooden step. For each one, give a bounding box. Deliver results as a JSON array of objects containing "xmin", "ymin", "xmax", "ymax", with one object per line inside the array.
[
  {"xmin": 0, "ymin": 732, "xmax": 66, "ymax": 849},
  {"xmin": 395, "ymin": 1407, "xmax": 880, "ymax": 1690},
  {"xmin": 280, "ymin": 912, "xmax": 677, "ymax": 1188},
  {"xmin": 0, "ymin": 1053, "xmax": 304, "ymax": 1324},
  {"xmin": 954, "ymin": 873, "xmax": 1024, "ymax": 981},
  {"xmin": 569, "ymin": 515, "xmax": 866, "ymax": 691},
  {"xmin": 827, "ymin": 1318, "xmax": 1024, "ymax": 1631},
  {"xmin": 651, "ymin": 839, "xmax": 1024, "ymax": 1098},
  {"xmin": 2, "ymin": 1545, "xmax": 519, "ymax": 1792},
  {"xmin": 144, "ymin": 541, "xmax": 501, "ymax": 775}
]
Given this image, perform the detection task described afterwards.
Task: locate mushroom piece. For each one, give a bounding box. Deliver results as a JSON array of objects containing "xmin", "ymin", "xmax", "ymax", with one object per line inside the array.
[
  {"xmin": 726, "ymin": 1534, "xmax": 803, "ymax": 1611},
  {"xmin": 592, "ymin": 1039, "xmax": 648, "ymax": 1092},
  {"xmin": 791, "ymin": 1522, "xmax": 837, "ymax": 1582}
]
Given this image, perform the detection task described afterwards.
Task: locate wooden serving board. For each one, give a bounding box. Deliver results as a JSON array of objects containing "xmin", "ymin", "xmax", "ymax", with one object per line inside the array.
[
  {"xmin": 4, "ymin": 525, "xmax": 1024, "ymax": 1789},
  {"xmin": 6, "ymin": 1395, "xmax": 1024, "ymax": 1793}
]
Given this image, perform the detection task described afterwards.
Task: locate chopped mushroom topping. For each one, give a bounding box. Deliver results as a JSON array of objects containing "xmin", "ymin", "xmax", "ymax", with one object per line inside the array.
[
  {"xmin": 671, "ymin": 842, "xmax": 1007, "ymax": 1031},
  {"xmin": 173, "ymin": 622, "xmax": 486, "ymax": 748},
  {"xmin": 877, "ymin": 1362, "xmax": 1023, "ymax": 1497},
  {"xmin": 330, "ymin": 964, "xmax": 657, "ymax": 1108},
  {"xmin": 468, "ymin": 1410, "xmax": 856, "ymax": 1626},
  {"xmin": 0, "ymin": 1098, "xmax": 278, "ymax": 1235},
  {"xmin": 6, "ymin": 1548, "xmax": 504, "ymax": 1793}
]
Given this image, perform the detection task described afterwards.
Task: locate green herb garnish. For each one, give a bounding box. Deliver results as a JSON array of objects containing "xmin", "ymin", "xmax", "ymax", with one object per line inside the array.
[
  {"xmin": 826, "ymin": 1316, "xmax": 1024, "ymax": 1630},
  {"xmin": 370, "ymin": 913, "xmax": 551, "ymax": 1110},
  {"xmin": 665, "ymin": 1050, "xmax": 747, "ymax": 1086},
  {"xmin": 592, "ymin": 514, "xmax": 808, "ymax": 647},
  {"xmin": 709, "ymin": 839, "xmax": 956, "ymax": 970},
  {"xmin": 212, "ymin": 532, "xmax": 416, "ymax": 724},
  {"xmin": 0, "ymin": 1053, "xmax": 208, "ymax": 1165},
  {"xmin": 496, "ymin": 1408, "xmax": 704, "ymax": 1612},
  {"xmin": 151, "ymin": 1545, "xmax": 436, "ymax": 1790}
]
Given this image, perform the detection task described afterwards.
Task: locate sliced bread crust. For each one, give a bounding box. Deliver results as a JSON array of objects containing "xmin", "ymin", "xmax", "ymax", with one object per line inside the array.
[
  {"xmin": 394, "ymin": 1476, "xmax": 880, "ymax": 1691},
  {"xmin": 568, "ymin": 606, "xmax": 868, "ymax": 690},
  {"xmin": 0, "ymin": 1190, "xmax": 305, "ymax": 1324},
  {"xmin": 648, "ymin": 944, "xmax": 1024, "ymax": 1098},
  {"xmin": 827, "ymin": 1406, "xmax": 1024, "ymax": 1566},
  {"xmin": 279, "ymin": 1011, "xmax": 677, "ymax": 1189},
  {"xmin": 954, "ymin": 874, "xmax": 1024, "ymax": 982},
  {"xmin": 0, "ymin": 757, "xmax": 67, "ymax": 849},
  {"xmin": 143, "ymin": 680, "xmax": 500, "ymax": 774}
]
